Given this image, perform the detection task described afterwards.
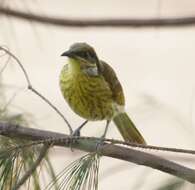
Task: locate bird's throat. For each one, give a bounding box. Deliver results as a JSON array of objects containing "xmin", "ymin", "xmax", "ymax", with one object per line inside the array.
[{"xmin": 68, "ymin": 58, "xmax": 81, "ymax": 74}]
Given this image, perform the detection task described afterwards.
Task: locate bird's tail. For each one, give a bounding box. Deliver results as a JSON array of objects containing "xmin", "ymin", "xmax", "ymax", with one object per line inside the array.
[{"xmin": 113, "ymin": 112, "xmax": 146, "ymax": 144}]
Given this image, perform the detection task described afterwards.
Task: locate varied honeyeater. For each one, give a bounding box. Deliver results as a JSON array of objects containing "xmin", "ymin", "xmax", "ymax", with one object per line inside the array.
[{"xmin": 60, "ymin": 43, "xmax": 146, "ymax": 144}]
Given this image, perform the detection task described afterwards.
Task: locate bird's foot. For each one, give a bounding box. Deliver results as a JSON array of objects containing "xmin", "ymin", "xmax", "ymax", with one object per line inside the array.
[
  {"xmin": 71, "ymin": 120, "xmax": 88, "ymax": 137},
  {"xmin": 95, "ymin": 120, "xmax": 110, "ymax": 152},
  {"xmin": 69, "ymin": 131, "xmax": 80, "ymax": 152},
  {"xmin": 95, "ymin": 135, "xmax": 106, "ymax": 152},
  {"xmin": 72, "ymin": 128, "xmax": 81, "ymax": 137},
  {"xmin": 69, "ymin": 122, "xmax": 86, "ymax": 151},
  {"xmin": 69, "ymin": 134, "xmax": 76, "ymax": 152}
]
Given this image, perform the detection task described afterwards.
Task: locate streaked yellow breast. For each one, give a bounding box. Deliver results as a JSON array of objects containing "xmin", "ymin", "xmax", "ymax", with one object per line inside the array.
[{"xmin": 60, "ymin": 63, "xmax": 114, "ymax": 120}]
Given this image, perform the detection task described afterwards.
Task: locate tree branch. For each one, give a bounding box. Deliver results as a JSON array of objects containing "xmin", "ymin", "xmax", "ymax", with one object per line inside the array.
[
  {"xmin": 1, "ymin": 7, "xmax": 195, "ymax": 28},
  {"xmin": 0, "ymin": 122, "xmax": 195, "ymax": 183}
]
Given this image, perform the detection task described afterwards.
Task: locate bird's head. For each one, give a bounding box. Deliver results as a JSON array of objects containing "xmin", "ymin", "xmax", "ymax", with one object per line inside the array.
[{"xmin": 61, "ymin": 43, "xmax": 100, "ymax": 68}]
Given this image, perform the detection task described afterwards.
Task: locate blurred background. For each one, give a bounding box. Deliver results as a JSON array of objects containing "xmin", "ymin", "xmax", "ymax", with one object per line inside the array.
[{"xmin": 0, "ymin": 0, "xmax": 195, "ymax": 189}]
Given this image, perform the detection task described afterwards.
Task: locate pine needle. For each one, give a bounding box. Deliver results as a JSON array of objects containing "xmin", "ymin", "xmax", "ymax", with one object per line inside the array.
[
  {"xmin": 0, "ymin": 52, "xmax": 58, "ymax": 189},
  {"xmin": 45, "ymin": 153, "xmax": 100, "ymax": 190}
]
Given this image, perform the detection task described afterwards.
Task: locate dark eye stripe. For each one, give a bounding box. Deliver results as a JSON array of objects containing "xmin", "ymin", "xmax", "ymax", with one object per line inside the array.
[
  {"xmin": 77, "ymin": 51, "xmax": 88, "ymax": 58},
  {"xmin": 77, "ymin": 51, "xmax": 99, "ymax": 66}
]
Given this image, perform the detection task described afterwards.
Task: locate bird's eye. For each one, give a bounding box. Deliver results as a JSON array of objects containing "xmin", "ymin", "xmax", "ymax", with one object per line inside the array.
[
  {"xmin": 77, "ymin": 51, "xmax": 85, "ymax": 58},
  {"xmin": 86, "ymin": 52, "xmax": 91, "ymax": 59},
  {"xmin": 78, "ymin": 51, "xmax": 91, "ymax": 60}
]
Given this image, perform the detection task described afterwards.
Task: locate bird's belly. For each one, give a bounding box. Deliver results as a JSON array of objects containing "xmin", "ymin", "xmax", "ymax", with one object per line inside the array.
[{"xmin": 60, "ymin": 72, "xmax": 114, "ymax": 120}]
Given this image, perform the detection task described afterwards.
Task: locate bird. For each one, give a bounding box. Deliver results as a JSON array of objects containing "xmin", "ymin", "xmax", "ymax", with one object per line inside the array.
[{"xmin": 59, "ymin": 42, "xmax": 146, "ymax": 144}]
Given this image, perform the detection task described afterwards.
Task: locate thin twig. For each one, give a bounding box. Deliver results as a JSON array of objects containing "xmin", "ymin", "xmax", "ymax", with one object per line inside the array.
[
  {"xmin": 0, "ymin": 46, "xmax": 73, "ymax": 134},
  {"xmin": 103, "ymin": 139, "xmax": 195, "ymax": 155},
  {"xmin": 0, "ymin": 122, "xmax": 195, "ymax": 184},
  {"xmin": 29, "ymin": 86, "xmax": 72, "ymax": 133},
  {"xmin": 1, "ymin": 7, "xmax": 195, "ymax": 28},
  {"xmin": 12, "ymin": 144, "xmax": 50, "ymax": 190},
  {"xmin": 0, "ymin": 45, "xmax": 11, "ymax": 75},
  {"xmin": 0, "ymin": 47, "xmax": 31, "ymax": 86}
]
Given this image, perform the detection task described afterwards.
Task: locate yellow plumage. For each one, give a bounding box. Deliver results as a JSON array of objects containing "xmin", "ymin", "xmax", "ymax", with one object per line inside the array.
[{"xmin": 60, "ymin": 59, "xmax": 114, "ymax": 120}]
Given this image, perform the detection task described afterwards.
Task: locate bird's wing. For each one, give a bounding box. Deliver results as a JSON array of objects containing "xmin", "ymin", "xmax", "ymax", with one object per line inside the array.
[{"xmin": 100, "ymin": 60, "xmax": 125, "ymax": 106}]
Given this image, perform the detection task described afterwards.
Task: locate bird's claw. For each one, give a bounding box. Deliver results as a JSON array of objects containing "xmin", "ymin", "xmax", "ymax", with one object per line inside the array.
[
  {"xmin": 95, "ymin": 136, "xmax": 106, "ymax": 152},
  {"xmin": 72, "ymin": 128, "xmax": 81, "ymax": 137}
]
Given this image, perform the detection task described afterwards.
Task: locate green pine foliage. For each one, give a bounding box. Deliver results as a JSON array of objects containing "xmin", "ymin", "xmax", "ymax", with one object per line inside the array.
[
  {"xmin": 0, "ymin": 68, "xmax": 58, "ymax": 189},
  {"xmin": 46, "ymin": 153, "xmax": 100, "ymax": 190}
]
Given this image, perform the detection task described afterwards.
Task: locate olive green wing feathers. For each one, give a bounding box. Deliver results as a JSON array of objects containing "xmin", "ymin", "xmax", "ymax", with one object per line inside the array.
[
  {"xmin": 100, "ymin": 60, "xmax": 146, "ymax": 144},
  {"xmin": 100, "ymin": 60, "xmax": 125, "ymax": 106}
]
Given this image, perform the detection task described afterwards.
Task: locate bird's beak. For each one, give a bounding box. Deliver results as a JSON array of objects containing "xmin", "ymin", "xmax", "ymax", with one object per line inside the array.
[{"xmin": 61, "ymin": 50, "xmax": 75, "ymax": 58}]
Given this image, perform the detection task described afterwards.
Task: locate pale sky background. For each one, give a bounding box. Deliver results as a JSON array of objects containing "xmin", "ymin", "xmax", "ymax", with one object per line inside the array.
[{"xmin": 1, "ymin": 0, "xmax": 195, "ymax": 189}]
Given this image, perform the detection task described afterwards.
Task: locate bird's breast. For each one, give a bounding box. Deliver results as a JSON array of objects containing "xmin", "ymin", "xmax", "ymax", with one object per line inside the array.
[{"xmin": 60, "ymin": 65, "xmax": 114, "ymax": 120}]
